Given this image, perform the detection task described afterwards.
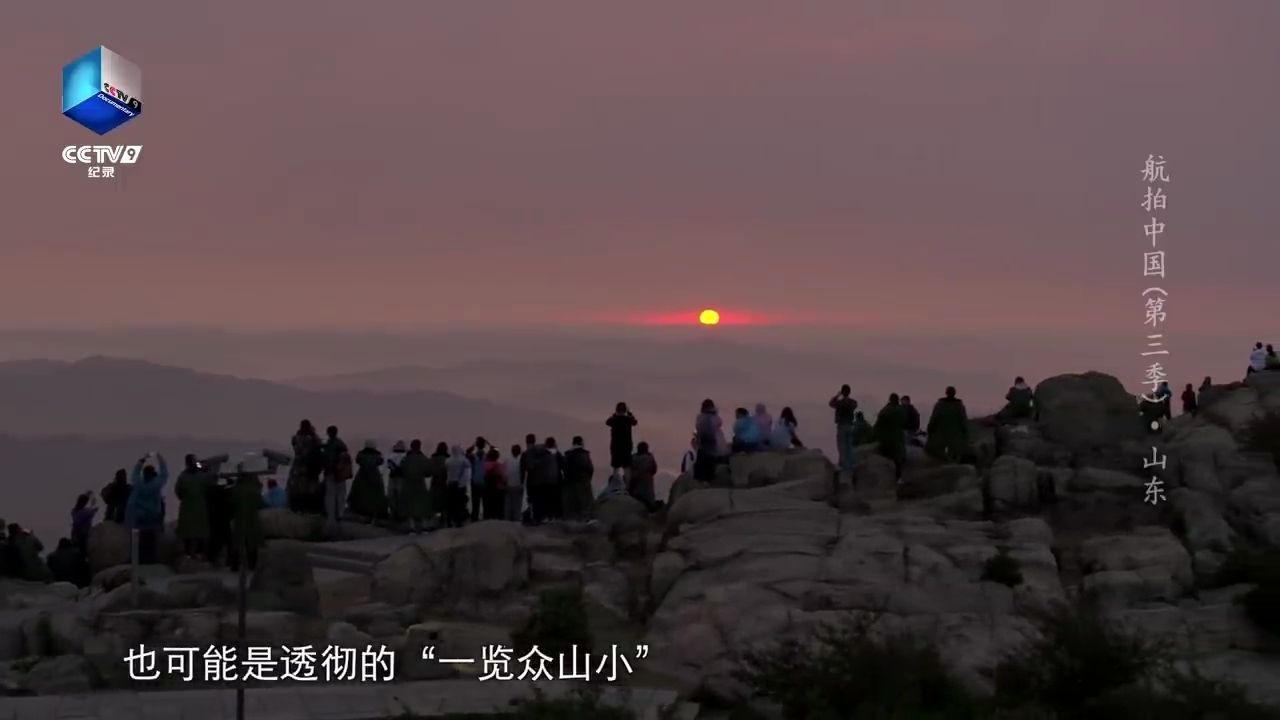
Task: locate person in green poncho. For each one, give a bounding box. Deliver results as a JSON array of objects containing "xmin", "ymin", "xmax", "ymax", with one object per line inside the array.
[
  {"xmin": 397, "ymin": 439, "xmax": 433, "ymax": 534},
  {"xmin": 348, "ymin": 440, "xmax": 388, "ymax": 521},
  {"xmin": 926, "ymin": 386, "xmax": 971, "ymax": 462},
  {"xmin": 228, "ymin": 473, "xmax": 265, "ymax": 572},
  {"xmin": 175, "ymin": 454, "xmax": 213, "ymax": 560},
  {"xmin": 874, "ymin": 393, "xmax": 908, "ymax": 479}
]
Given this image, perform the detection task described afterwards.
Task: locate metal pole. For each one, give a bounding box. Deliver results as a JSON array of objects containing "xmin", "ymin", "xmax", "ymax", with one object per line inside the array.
[{"xmin": 130, "ymin": 528, "xmax": 140, "ymax": 608}]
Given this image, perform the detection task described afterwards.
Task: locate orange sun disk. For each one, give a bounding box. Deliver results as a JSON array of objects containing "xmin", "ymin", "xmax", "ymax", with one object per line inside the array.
[{"xmin": 699, "ymin": 309, "xmax": 721, "ymax": 326}]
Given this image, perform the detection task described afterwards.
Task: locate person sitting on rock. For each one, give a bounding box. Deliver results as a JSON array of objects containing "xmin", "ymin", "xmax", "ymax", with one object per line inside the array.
[
  {"xmin": 901, "ymin": 396, "xmax": 922, "ymax": 445},
  {"xmin": 1248, "ymin": 341, "xmax": 1266, "ymax": 375},
  {"xmin": 732, "ymin": 407, "xmax": 763, "ymax": 453},
  {"xmin": 629, "ymin": 442, "xmax": 659, "ymax": 511},
  {"xmin": 694, "ymin": 400, "xmax": 728, "ymax": 482},
  {"xmin": 46, "ymin": 537, "xmax": 90, "ymax": 587},
  {"xmin": 69, "ymin": 491, "xmax": 98, "ymax": 556},
  {"xmin": 753, "ymin": 403, "xmax": 774, "ymax": 447},
  {"xmin": 101, "ymin": 468, "xmax": 131, "ymax": 524},
  {"xmin": 444, "ymin": 445, "xmax": 471, "ymax": 528},
  {"xmin": 998, "ymin": 377, "xmax": 1036, "ymax": 423},
  {"xmin": 771, "ymin": 407, "xmax": 803, "ymax": 450},
  {"xmin": 5, "ymin": 524, "xmax": 48, "ymax": 582},
  {"xmin": 563, "ymin": 437, "xmax": 595, "ymax": 521},
  {"xmin": 175, "ymin": 454, "xmax": 213, "ymax": 561},
  {"xmin": 925, "ymin": 387, "xmax": 970, "ymax": 462},
  {"xmin": 264, "ymin": 478, "xmax": 288, "ymax": 509},
  {"xmin": 1181, "ymin": 383, "xmax": 1198, "ymax": 416},
  {"xmin": 125, "ymin": 453, "xmax": 168, "ymax": 565},
  {"xmin": 348, "ymin": 440, "xmax": 388, "ymax": 522},
  {"xmin": 874, "ymin": 394, "xmax": 908, "ymax": 480}
]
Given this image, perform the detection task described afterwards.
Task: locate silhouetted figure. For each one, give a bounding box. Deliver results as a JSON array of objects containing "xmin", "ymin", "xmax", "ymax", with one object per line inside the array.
[
  {"xmin": 1198, "ymin": 377, "xmax": 1212, "ymax": 407},
  {"xmin": 998, "ymin": 377, "xmax": 1036, "ymax": 423},
  {"xmin": 829, "ymin": 385, "xmax": 859, "ymax": 477},
  {"xmin": 386, "ymin": 440, "xmax": 407, "ymax": 522},
  {"xmin": 1158, "ymin": 381, "xmax": 1173, "ymax": 420},
  {"xmin": 349, "ymin": 440, "xmax": 388, "ymax": 521},
  {"xmin": 289, "ymin": 420, "xmax": 323, "ymax": 513},
  {"xmin": 543, "ymin": 437, "xmax": 565, "ymax": 520},
  {"xmin": 629, "ymin": 442, "xmax": 658, "ymax": 511},
  {"xmin": 101, "ymin": 468, "xmax": 131, "ymax": 524},
  {"xmin": 505, "ymin": 445, "xmax": 525, "ymax": 522},
  {"xmin": 69, "ymin": 492, "xmax": 98, "ymax": 556},
  {"xmin": 901, "ymin": 396, "xmax": 922, "ymax": 446},
  {"xmin": 754, "ymin": 404, "xmax": 774, "ymax": 446},
  {"xmin": 1248, "ymin": 342, "xmax": 1266, "ymax": 375},
  {"xmin": 469, "ymin": 437, "xmax": 489, "ymax": 521},
  {"xmin": 771, "ymin": 407, "xmax": 803, "ymax": 449},
  {"xmin": 1181, "ymin": 383, "xmax": 1198, "ymax": 416},
  {"xmin": 126, "ymin": 454, "xmax": 168, "ymax": 565},
  {"xmin": 4, "ymin": 524, "xmax": 47, "ymax": 581},
  {"xmin": 429, "ymin": 443, "xmax": 450, "ymax": 525},
  {"xmin": 264, "ymin": 478, "xmax": 287, "ymax": 509},
  {"xmin": 482, "ymin": 448, "xmax": 507, "ymax": 521},
  {"xmin": 46, "ymin": 537, "xmax": 89, "ymax": 587},
  {"xmin": 1267, "ymin": 344, "xmax": 1280, "ymax": 371},
  {"xmin": 322, "ymin": 426, "xmax": 352, "ymax": 531},
  {"xmin": 926, "ymin": 387, "xmax": 970, "ymax": 463},
  {"xmin": 853, "ymin": 411, "xmax": 873, "ymax": 442},
  {"xmin": 228, "ymin": 473, "xmax": 264, "ymax": 573},
  {"xmin": 681, "ymin": 435, "xmax": 698, "ymax": 474},
  {"xmin": 444, "ymin": 445, "xmax": 471, "ymax": 528},
  {"xmin": 398, "ymin": 440, "xmax": 432, "ymax": 534},
  {"xmin": 563, "ymin": 437, "xmax": 595, "ymax": 521},
  {"xmin": 875, "ymin": 393, "xmax": 908, "ymax": 479},
  {"xmin": 694, "ymin": 399, "xmax": 728, "ymax": 482},
  {"xmin": 175, "ymin": 454, "xmax": 212, "ymax": 560},
  {"xmin": 606, "ymin": 403, "xmax": 638, "ymax": 479}
]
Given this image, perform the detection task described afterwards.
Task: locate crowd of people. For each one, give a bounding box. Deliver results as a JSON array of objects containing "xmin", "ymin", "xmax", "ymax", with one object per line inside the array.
[{"xmin": 2, "ymin": 357, "xmax": 1271, "ymax": 589}]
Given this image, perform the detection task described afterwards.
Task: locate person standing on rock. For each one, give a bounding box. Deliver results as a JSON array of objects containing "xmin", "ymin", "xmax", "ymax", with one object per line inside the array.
[
  {"xmin": 829, "ymin": 385, "xmax": 858, "ymax": 480},
  {"xmin": 874, "ymin": 394, "xmax": 908, "ymax": 480},
  {"xmin": 925, "ymin": 387, "xmax": 970, "ymax": 463},
  {"xmin": 469, "ymin": 437, "xmax": 489, "ymax": 521},
  {"xmin": 125, "ymin": 453, "xmax": 169, "ymax": 565},
  {"xmin": 429, "ymin": 442, "xmax": 450, "ymax": 526},
  {"xmin": 348, "ymin": 440, "xmax": 388, "ymax": 522},
  {"xmin": 481, "ymin": 448, "xmax": 508, "ymax": 521},
  {"xmin": 629, "ymin": 442, "xmax": 659, "ymax": 511},
  {"xmin": 5, "ymin": 524, "xmax": 48, "ymax": 582},
  {"xmin": 386, "ymin": 440, "xmax": 408, "ymax": 524},
  {"xmin": 606, "ymin": 403, "xmax": 638, "ymax": 483},
  {"xmin": 175, "ymin": 454, "xmax": 213, "ymax": 561},
  {"xmin": 543, "ymin": 437, "xmax": 566, "ymax": 521},
  {"xmin": 694, "ymin": 399, "xmax": 727, "ymax": 482},
  {"xmin": 46, "ymin": 537, "xmax": 89, "ymax": 587},
  {"xmin": 228, "ymin": 472, "xmax": 265, "ymax": 573},
  {"xmin": 1248, "ymin": 342, "xmax": 1266, "ymax": 376},
  {"xmin": 289, "ymin": 420, "xmax": 323, "ymax": 514},
  {"xmin": 321, "ymin": 426, "xmax": 352, "ymax": 533},
  {"xmin": 681, "ymin": 434, "xmax": 698, "ymax": 474},
  {"xmin": 206, "ymin": 473, "xmax": 234, "ymax": 567},
  {"xmin": 505, "ymin": 444, "xmax": 525, "ymax": 522},
  {"xmin": 69, "ymin": 491, "xmax": 98, "ymax": 556},
  {"xmin": 445, "ymin": 445, "xmax": 471, "ymax": 528},
  {"xmin": 563, "ymin": 436, "xmax": 595, "ymax": 521},
  {"xmin": 398, "ymin": 440, "xmax": 433, "ymax": 534},
  {"xmin": 901, "ymin": 396, "xmax": 922, "ymax": 445},
  {"xmin": 101, "ymin": 468, "xmax": 131, "ymax": 524},
  {"xmin": 1181, "ymin": 383, "xmax": 1199, "ymax": 416}
]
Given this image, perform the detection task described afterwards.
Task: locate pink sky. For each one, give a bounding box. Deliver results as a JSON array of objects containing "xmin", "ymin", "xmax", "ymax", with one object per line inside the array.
[{"xmin": 1, "ymin": 1, "xmax": 1277, "ymax": 337}]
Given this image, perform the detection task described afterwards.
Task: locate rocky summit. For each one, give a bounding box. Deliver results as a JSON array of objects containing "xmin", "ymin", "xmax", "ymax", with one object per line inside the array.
[{"xmin": 2, "ymin": 370, "xmax": 1280, "ymax": 714}]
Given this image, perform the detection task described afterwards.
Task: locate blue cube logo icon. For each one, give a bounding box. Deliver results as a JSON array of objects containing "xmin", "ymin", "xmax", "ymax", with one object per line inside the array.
[{"xmin": 62, "ymin": 46, "xmax": 143, "ymax": 135}]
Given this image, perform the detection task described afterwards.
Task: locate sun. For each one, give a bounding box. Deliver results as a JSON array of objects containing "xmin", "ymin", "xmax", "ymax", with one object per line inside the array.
[{"xmin": 698, "ymin": 308, "xmax": 721, "ymax": 326}]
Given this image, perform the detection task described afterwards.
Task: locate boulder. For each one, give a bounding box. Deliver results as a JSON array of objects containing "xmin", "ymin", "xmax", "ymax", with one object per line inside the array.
[
  {"xmin": 371, "ymin": 522, "xmax": 531, "ymax": 608},
  {"xmin": 327, "ymin": 620, "xmax": 373, "ymax": 648},
  {"xmin": 86, "ymin": 522, "xmax": 182, "ymax": 573},
  {"xmin": 593, "ymin": 494, "xmax": 648, "ymax": 530},
  {"xmin": 1035, "ymin": 373, "xmax": 1141, "ymax": 464},
  {"xmin": 401, "ymin": 621, "xmax": 511, "ymax": 680},
  {"xmin": 1169, "ymin": 489, "xmax": 1234, "ymax": 556},
  {"xmin": 260, "ymin": 508, "xmax": 324, "ymax": 540},
  {"xmin": 898, "ymin": 464, "xmax": 978, "ymax": 500},
  {"xmin": 22, "ymin": 654, "xmax": 94, "ymax": 695},
  {"xmin": 667, "ymin": 473, "xmax": 708, "ymax": 506},
  {"xmin": 851, "ymin": 454, "xmax": 897, "ymax": 509},
  {"xmin": 1071, "ymin": 467, "xmax": 1142, "ymax": 494},
  {"xmin": 985, "ymin": 456, "xmax": 1048, "ymax": 513},
  {"xmin": 248, "ymin": 541, "xmax": 319, "ymax": 616},
  {"xmin": 1079, "ymin": 527, "xmax": 1194, "ymax": 607}
]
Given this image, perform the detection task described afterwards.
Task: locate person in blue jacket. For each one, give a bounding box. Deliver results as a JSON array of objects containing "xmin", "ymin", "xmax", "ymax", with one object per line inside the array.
[{"xmin": 125, "ymin": 453, "xmax": 169, "ymax": 565}]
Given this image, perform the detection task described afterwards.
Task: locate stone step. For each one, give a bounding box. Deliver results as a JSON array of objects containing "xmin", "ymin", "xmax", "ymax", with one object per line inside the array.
[{"xmin": 306, "ymin": 553, "xmax": 375, "ymax": 575}]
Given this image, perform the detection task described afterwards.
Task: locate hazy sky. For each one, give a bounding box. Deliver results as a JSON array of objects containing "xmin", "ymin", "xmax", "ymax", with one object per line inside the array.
[{"xmin": 2, "ymin": 1, "xmax": 1277, "ymax": 336}]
